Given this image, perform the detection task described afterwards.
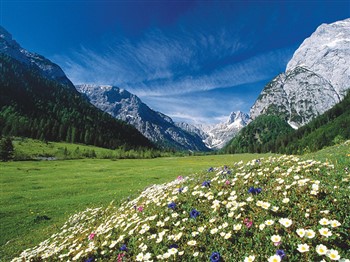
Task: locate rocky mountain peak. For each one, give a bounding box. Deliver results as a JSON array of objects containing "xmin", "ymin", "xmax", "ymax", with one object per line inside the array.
[{"xmin": 250, "ymin": 18, "xmax": 350, "ymax": 128}]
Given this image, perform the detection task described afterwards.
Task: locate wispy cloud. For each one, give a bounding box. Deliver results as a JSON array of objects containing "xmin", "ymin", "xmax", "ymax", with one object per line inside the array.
[{"xmin": 52, "ymin": 27, "xmax": 294, "ymax": 124}]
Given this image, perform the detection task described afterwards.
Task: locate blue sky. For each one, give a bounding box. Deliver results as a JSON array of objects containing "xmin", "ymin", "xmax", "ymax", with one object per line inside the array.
[{"xmin": 1, "ymin": 1, "xmax": 349, "ymax": 124}]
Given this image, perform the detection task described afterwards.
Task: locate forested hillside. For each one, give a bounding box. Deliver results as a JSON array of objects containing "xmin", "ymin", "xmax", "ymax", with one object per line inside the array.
[
  {"xmin": 224, "ymin": 91, "xmax": 350, "ymax": 154},
  {"xmin": 0, "ymin": 54, "xmax": 155, "ymax": 150}
]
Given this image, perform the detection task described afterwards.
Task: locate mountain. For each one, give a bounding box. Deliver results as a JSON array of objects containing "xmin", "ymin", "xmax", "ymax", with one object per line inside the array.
[
  {"xmin": 224, "ymin": 90, "xmax": 350, "ymax": 154},
  {"xmin": 250, "ymin": 18, "xmax": 350, "ymax": 128},
  {"xmin": 76, "ymin": 84, "xmax": 210, "ymax": 151},
  {"xmin": 0, "ymin": 26, "xmax": 154, "ymax": 150},
  {"xmin": 195, "ymin": 111, "xmax": 250, "ymax": 149}
]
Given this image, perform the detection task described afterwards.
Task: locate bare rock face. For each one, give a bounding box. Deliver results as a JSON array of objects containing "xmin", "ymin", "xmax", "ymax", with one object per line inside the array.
[
  {"xmin": 250, "ymin": 18, "xmax": 350, "ymax": 128},
  {"xmin": 76, "ymin": 84, "xmax": 210, "ymax": 151}
]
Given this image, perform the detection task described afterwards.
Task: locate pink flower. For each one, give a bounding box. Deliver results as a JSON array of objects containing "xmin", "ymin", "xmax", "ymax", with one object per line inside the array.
[
  {"xmin": 137, "ymin": 206, "xmax": 144, "ymax": 212},
  {"xmin": 274, "ymin": 241, "xmax": 282, "ymax": 246},
  {"xmin": 117, "ymin": 253, "xmax": 125, "ymax": 262},
  {"xmin": 244, "ymin": 218, "xmax": 253, "ymax": 228},
  {"xmin": 225, "ymin": 180, "xmax": 230, "ymax": 185},
  {"xmin": 177, "ymin": 176, "xmax": 184, "ymax": 180},
  {"xmin": 88, "ymin": 232, "xmax": 96, "ymax": 240}
]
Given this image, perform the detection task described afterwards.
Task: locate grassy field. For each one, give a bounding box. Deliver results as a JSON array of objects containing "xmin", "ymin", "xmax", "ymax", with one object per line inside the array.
[{"xmin": 0, "ymin": 153, "xmax": 269, "ymax": 261}]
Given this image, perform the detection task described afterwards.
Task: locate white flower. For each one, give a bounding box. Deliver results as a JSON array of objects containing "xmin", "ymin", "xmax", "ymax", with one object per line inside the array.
[
  {"xmin": 144, "ymin": 252, "xmax": 151, "ymax": 260},
  {"xmin": 210, "ymin": 228, "xmax": 218, "ymax": 234},
  {"xmin": 316, "ymin": 244, "xmax": 328, "ymax": 255},
  {"xmin": 259, "ymin": 224, "xmax": 266, "ymax": 230},
  {"xmin": 319, "ymin": 218, "xmax": 330, "ymax": 225},
  {"xmin": 244, "ymin": 255, "xmax": 255, "ymax": 262},
  {"xmin": 233, "ymin": 224, "xmax": 242, "ymax": 231},
  {"xmin": 282, "ymin": 198, "xmax": 290, "ymax": 203},
  {"xmin": 168, "ymin": 247, "xmax": 178, "ymax": 255},
  {"xmin": 265, "ymin": 220, "xmax": 274, "ymax": 226},
  {"xmin": 305, "ymin": 229, "xmax": 315, "ymax": 239},
  {"xmin": 330, "ymin": 220, "xmax": 341, "ymax": 228},
  {"xmin": 319, "ymin": 227, "xmax": 332, "ymax": 237},
  {"xmin": 198, "ymin": 226, "xmax": 205, "ymax": 233},
  {"xmin": 268, "ymin": 255, "xmax": 281, "ymax": 262},
  {"xmin": 297, "ymin": 243, "xmax": 310, "ymax": 253},
  {"xmin": 136, "ymin": 252, "xmax": 144, "ymax": 261},
  {"xmin": 327, "ymin": 249, "xmax": 340, "ymax": 260},
  {"xmin": 279, "ymin": 218, "xmax": 293, "ymax": 228},
  {"xmin": 296, "ymin": 228, "xmax": 305, "ymax": 238},
  {"xmin": 187, "ymin": 240, "xmax": 197, "ymax": 246},
  {"xmin": 271, "ymin": 235, "xmax": 281, "ymax": 243},
  {"xmin": 193, "ymin": 252, "xmax": 199, "ymax": 257},
  {"xmin": 224, "ymin": 232, "xmax": 232, "ymax": 239}
]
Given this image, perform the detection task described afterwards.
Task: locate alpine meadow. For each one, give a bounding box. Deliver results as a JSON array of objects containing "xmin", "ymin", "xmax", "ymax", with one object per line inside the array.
[{"xmin": 1, "ymin": 2, "xmax": 350, "ymax": 262}]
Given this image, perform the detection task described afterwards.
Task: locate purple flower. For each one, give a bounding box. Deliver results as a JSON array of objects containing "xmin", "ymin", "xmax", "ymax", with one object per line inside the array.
[
  {"xmin": 120, "ymin": 244, "xmax": 127, "ymax": 251},
  {"xmin": 178, "ymin": 187, "xmax": 184, "ymax": 193},
  {"xmin": 248, "ymin": 186, "xmax": 262, "ymax": 195},
  {"xmin": 190, "ymin": 208, "xmax": 200, "ymax": 219},
  {"xmin": 210, "ymin": 251, "xmax": 221, "ymax": 262},
  {"xmin": 276, "ymin": 249, "xmax": 286, "ymax": 259},
  {"xmin": 85, "ymin": 258, "xmax": 94, "ymax": 262},
  {"xmin": 202, "ymin": 180, "xmax": 211, "ymax": 187},
  {"xmin": 169, "ymin": 244, "xmax": 179, "ymax": 249},
  {"xmin": 208, "ymin": 167, "xmax": 214, "ymax": 172},
  {"xmin": 168, "ymin": 202, "xmax": 176, "ymax": 209}
]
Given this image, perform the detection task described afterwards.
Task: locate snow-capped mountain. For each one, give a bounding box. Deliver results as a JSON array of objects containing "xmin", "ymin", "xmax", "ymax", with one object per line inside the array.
[
  {"xmin": 0, "ymin": 26, "xmax": 73, "ymax": 86},
  {"xmin": 201, "ymin": 111, "xmax": 250, "ymax": 149},
  {"xmin": 250, "ymin": 18, "xmax": 350, "ymax": 128},
  {"xmin": 176, "ymin": 111, "xmax": 249, "ymax": 149},
  {"xmin": 76, "ymin": 84, "xmax": 210, "ymax": 151}
]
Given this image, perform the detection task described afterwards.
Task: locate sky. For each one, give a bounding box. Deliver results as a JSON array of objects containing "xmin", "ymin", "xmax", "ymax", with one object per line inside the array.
[{"xmin": 1, "ymin": 0, "xmax": 349, "ymax": 124}]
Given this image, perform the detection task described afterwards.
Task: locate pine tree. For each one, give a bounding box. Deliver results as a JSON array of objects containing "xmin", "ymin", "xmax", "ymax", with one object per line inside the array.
[{"xmin": 0, "ymin": 137, "xmax": 14, "ymax": 161}]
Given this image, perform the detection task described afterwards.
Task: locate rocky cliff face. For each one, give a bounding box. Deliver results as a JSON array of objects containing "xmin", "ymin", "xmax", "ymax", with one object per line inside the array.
[
  {"xmin": 0, "ymin": 26, "xmax": 73, "ymax": 86},
  {"xmin": 76, "ymin": 84, "xmax": 210, "ymax": 151},
  {"xmin": 250, "ymin": 18, "xmax": 350, "ymax": 128}
]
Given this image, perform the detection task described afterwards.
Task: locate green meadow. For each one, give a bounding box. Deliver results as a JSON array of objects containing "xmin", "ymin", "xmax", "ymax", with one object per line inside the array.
[{"xmin": 1, "ymin": 151, "xmax": 268, "ymax": 261}]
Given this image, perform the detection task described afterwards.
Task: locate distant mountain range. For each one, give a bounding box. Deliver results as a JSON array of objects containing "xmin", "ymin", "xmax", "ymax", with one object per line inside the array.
[
  {"xmin": 250, "ymin": 18, "xmax": 350, "ymax": 128},
  {"xmin": 76, "ymin": 84, "xmax": 210, "ymax": 151}
]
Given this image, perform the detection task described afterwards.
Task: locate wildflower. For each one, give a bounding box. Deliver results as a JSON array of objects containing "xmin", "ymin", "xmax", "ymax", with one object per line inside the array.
[
  {"xmin": 85, "ymin": 258, "xmax": 94, "ymax": 262},
  {"xmin": 248, "ymin": 186, "xmax": 262, "ymax": 195},
  {"xmin": 278, "ymin": 218, "xmax": 293, "ymax": 228},
  {"xmin": 225, "ymin": 180, "xmax": 231, "ymax": 185},
  {"xmin": 271, "ymin": 235, "xmax": 281, "ymax": 243},
  {"xmin": 233, "ymin": 224, "xmax": 242, "ymax": 231},
  {"xmin": 296, "ymin": 228, "xmax": 305, "ymax": 237},
  {"xmin": 208, "ymin": 167, "xmax": 214, "ymax": 172},
  {"xmin": 297, "ymin": 243, "xmax": 310, "ymax": 253},
  {"xmin": 169, "ymin": 244, "xmax": 179, "ymax": 249},
  {"xmin": 119, "ymin": 244, "xmax": 127, "ymax": 251},
  {"xmin": 187, "ymin": 240, "xmax": 197, "ymax": 246},
  {"xmin": 244, "ymin": 218, "xmax": 253, "ymax": 228},
  {"xmin": 193, "ymin": 252, "xmax": 199, "ymax": 257},
  {"xmin": 327, "ymin": 249, "xmax": 340, "ymax": 260},
  {"xmin": 117, "ymin": 253, "xmax": 124, "ymax": 262},
  {"xmin": 168, "ymin": 202, "xmax": 176, "ymax": 209},
  {"xmin": 202, "ymin": 180, "xmax": 211, "ymax": 187},
  {"xmin": 319, "ymin": 218, "xmax": 330, "ymax": 225},
  {"xmin": 276, "ymin": 250, "xmax": 285, "ymax": 259},
  {"xmin": 244, "ymin": 255, "xmax": 255, "ymax": 262},
  {"xmin": 137, "ymin": 206, "xmax": 144, "ymax": 212},
  {"xmin": 190, "ymin": 209, "xmax": 200, "ymax": 219},
  {"xmin": 282, "ymin": 198, "xmax": 290, "ymax": 204},
  {"xmin": 319, "ymin": 227, "xmax": 332, "ymax": 237},
  {"xmin": 268, "ymin": 255, "xmax": 281, "ymax": 262},
  {"xmin": 316, "ymin": 244, "xmax": 328, "ymax": 255},
  {"xmin": 259, "ymin": 224, "xmax": 265, "ymax": 230},
  {"xmin": 305, "ymin": 229, "xmax": 315, "ymax": 239},
  {"xmin": 210, "ymin": 228, "xmax": 218, "ymax": 234},
  {"xmin": 168, "ymin": 248, "xmax": 178, "ymax": 255},
  {"xmin": 136, "ymin": 252, "xmax": 144, "ymax": 261},
  {"xmin": 177, "ymin": 176, "xmax": 183, "ymax": 180},
  {"xmin": 265, "ymin": 220, "xmax": 274, "ymax": 226},
  {"xmin": 88, "ymin": 233, "xmax": 96, "ymax": 240},
  {"xmin": 210, "ymin": 251, "xmax": 221, "ymax": 262},
  {"xmin": 330, "ymin": 220, "xmax": 341, "ymax": 228}
]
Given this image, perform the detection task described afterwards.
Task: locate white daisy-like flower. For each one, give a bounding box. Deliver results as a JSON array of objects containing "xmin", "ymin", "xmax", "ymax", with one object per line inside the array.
[
  {"xmin": 319, "ymin": 218, "xmax": 330, "ymax": 226},
  {"xmin": 187, "ymin": 240, "xmax": 197, "ymax": 246},
  {"xmin": 297, "ymin": 243, "xmax": 310, "ymax": 253},
  {"xmin": 305, "ymin": 229, "xmax": 315, "ymax": 239},
  {"xmin": 233, "ymin": 224, "xmax": 242, "ymax": 231},
  {"xmin": 265, "ymin": 220, "xmax": 274, "ymax": 226},
  {"xmin": 210, "ymin": 228, "xmax": 218, "ymax": 234},
  {"xmin": 329, "ymin": 220, "xmax": 341, "ymax": 228},
  {"xmin": 319, "ymin": 227, "xmax": 332, "ymax": 237},
  {"xmin": 224, "ymin": 232, "xmax": 232, "ymax": 239},
  {"xmin": 316, "ymin": 244, "xmax": 328, "ymax": 255},
  {"xmin": 296, "ymin": 228, "xmax": 305, "ymax": 237},
  {"xmin": 268, "ymin": 254, "xmax": 281, "ymax": 262},
  {"xmin": 193, "ymin": 252, "xmax": 199, "ymax": 257},
  {"xmin": 168, "ymin": 248, "xmax": 178, "ymax": 255},
  {"xmin": 244, "ymin": 255, "xmax": 256, "ymax": 262},
  {"xmin": 271, "ymin": 235, "xmax": 281, "ymax": 243},
  {"xmin": 327, "ymin": 249, "xmax": 340, "ymax": 260},
  {"xmin": 259, "ymin": 224, "xmax": 266, "ymax": 230},
  {"xmin": 279, "ymin": 218, "xmax": 293, "ymax": 228},
  {"xmin": 136, "ymin": 252, "xmax": 144, "ymax": 261}
]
